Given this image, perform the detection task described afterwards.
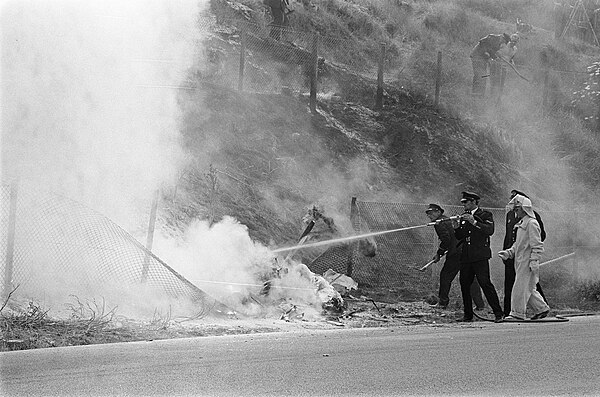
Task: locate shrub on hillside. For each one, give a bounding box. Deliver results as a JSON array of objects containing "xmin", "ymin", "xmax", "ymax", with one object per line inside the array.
[
  {"xmin": 571, "ymin": 61, "xmax": 600, "ymax": 133},
  {"xmin": 456, "ymin": 0, "xmax": 522, "ymax": 22},
  {"xmin": 423, "ymin": 4, "xmax": 487, "ymax": 44},
  {"xmin": 574, "ymin": 279, "xmax": 600, "ymax": 303}
]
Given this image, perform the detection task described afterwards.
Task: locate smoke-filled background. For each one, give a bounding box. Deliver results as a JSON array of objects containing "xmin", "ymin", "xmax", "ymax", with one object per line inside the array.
[
  {"xmin": 0, "ymin": 0, "xmax": 276, "ymax": 316},
  {"xmin": 1, "ymin": 0, "xmax": 201, "ymax": 230},
  {"xmin": 0, "ymin": 0, "xmax": 343, "ymax": 317},
  {"xmin": 3, "ymin": 0, "xmax": 599, "ymax": 319}
]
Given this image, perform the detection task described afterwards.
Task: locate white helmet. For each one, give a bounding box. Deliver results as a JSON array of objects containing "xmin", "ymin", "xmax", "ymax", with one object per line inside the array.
[
  {"xmin": 510, "ymin": 33, "xmax": 519, "ymax": 43},
  {"xmin": 508, "ymin": 194, "xmax": 535, "ymax": 218}
]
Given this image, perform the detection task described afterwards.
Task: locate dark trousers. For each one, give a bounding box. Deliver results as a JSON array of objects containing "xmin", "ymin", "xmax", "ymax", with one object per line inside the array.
[
  {"xmin": 438, "ymin": 254, "xmax": 484, "ymax": 308},
  {"xmin": 503, "ymin": 259, "xmax": 547, "ymax": 317},
  {"xmin": 459, "ymin": 259, "xmax": 503, "ymax": 319},
  {"xmin": 471, "ymin": 57, "xmax": 488, "ymax": 96},
  {"xmin": 269, "ymin": 7, "xmax": 285, "ymax": 40}
]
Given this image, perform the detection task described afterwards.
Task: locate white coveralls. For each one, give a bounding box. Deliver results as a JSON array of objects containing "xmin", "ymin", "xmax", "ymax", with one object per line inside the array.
[{"xmin": 503, "ymin": 215, "xmax": 549, "ymax": 319}]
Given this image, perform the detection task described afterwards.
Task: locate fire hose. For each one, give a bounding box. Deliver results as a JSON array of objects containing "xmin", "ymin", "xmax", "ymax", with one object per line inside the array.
[{"xmin": 272, "ymin": 216, "xmax": 462, "ymax": 254}]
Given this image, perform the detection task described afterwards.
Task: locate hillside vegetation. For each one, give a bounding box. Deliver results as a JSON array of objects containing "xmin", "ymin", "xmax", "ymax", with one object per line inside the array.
[{"xmin": 172, "ymin": 0, "xmax": 599, "ymax": 240}]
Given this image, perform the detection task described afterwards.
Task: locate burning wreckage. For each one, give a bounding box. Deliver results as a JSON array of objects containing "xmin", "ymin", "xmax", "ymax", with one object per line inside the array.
[{"xmin": 221, "ymin": 206, "xmax": 375, "ymax": 321}]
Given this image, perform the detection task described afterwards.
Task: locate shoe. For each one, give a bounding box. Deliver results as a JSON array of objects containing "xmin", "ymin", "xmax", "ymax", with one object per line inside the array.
[
  {"xmin": 531, "ymin": 310, "xmax": 549, "ymax": 320},
  {"xmin": 494, "ymin": 314, "xmax": 505, "ymax": 323},
  {"xmin": 457, "ymin": 317, "xmax": 473, "ymax": 322}
]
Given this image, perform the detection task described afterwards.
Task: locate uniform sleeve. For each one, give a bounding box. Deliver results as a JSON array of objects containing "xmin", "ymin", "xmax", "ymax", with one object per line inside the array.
[
  {"xmin": 528, "ymin": 219, "xmax": 544, "ymax": 261},
  {"xmin": 435, "ymin": 223, "xmax": 453, "ymax": 256},
  {"xmin": 470, "ymin": 211, "xmax": 494, "ymax": 236}
]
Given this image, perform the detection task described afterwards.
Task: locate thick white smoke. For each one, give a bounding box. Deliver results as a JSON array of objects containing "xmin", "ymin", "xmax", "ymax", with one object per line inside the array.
[{"xmin": 1, "ymin": 0, "xmax": 203, "ymax": 230}]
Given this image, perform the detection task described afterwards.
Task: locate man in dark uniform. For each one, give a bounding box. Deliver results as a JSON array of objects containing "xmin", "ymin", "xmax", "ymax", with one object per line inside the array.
[
  {"xmin": 454, "ymin": 191, "xmax": 504, "ymax": 322},
  {"xmin": 502, "ymin": 189, "xmax": 548, "ymax": 317},
  {"xmin": 425, "ymin": 203, "xmax": 485, "ymax": 309},
  {"xmin": 470, "ymin": 33, "xmax": 510, "ymax": 96}
]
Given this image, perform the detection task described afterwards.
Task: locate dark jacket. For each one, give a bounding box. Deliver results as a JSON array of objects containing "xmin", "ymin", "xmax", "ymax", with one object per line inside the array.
[
  {"xmin": 503, "ymin": 210, "xmax": 546, "ymax": 250},
  {"xmin": 454, "ymin": 208, "xmax": 495, "ymax": 263},
  {"xmin": 433, "ymin": 214, "xmax": 459, "ymax": 257},
  {"xmin": 470, "ymin": 34, "xmax": 506, "ymax": 60}
]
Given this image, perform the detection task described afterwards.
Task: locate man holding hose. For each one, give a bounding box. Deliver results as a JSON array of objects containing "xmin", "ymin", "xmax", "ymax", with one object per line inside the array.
[
  {"xmin": 454, "ymin": 191, "xmax": 504, "ymax": 323},
  {"xmin": 425, "ymin": 203, "xmax": 485, "ymax": 310}
]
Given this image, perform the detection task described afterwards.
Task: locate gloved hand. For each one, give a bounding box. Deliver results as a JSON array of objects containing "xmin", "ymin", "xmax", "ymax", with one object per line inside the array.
[
  {"xmin": 432, "ymin": 253, "xmax": 441, "ymax": 263},
  {"xmin": 498, "ymin": 250, "xmax": 510, "ymax": 261},
  {"xmin": 529, "ymin": 260, "xmax": 540, "ymax": 272}
]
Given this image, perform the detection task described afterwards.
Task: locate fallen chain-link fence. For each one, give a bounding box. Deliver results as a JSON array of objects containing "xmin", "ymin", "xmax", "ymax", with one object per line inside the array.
[{"xmin": 0, "ymin": 181, "xmax": 224, "ymax": 314}]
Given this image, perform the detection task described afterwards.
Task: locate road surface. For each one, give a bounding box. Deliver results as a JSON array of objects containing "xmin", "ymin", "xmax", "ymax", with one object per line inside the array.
[{"xmin": 1, "ymin": 315, "xmax": 599, "ymax": 396}]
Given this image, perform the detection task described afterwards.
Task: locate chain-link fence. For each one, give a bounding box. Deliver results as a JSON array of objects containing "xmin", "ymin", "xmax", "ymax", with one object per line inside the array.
[
  {"xmin": 197, "ymin": 15, "xmax": 382, "ymax": 101},
  {"xmin": 195, "ymin": 12, "xmax": 594, "ymax": 117},
  {"xmin": 0, "ymin": 181, "xmax": 223, "ymax": 313},
  {"xmin": 3, "ymin": 181, "xmax": 598, "ymax": 311}
]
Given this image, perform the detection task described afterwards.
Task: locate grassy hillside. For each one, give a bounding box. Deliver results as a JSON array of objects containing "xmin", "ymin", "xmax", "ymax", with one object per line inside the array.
[{"xmin": 160, "ymin": 0, "xmax": 600, "ymax": 304}]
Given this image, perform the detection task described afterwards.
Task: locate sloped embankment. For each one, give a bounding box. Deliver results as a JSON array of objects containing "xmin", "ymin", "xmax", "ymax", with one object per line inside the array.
[{"xmin": 171, "ymin": 71, "xmax": 514, "ymax": 249}]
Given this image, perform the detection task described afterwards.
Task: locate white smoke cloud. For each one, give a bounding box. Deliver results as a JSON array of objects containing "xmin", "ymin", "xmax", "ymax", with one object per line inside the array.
[
  {"xmin": 154, "ymin": 216, "xmax": 275, "ymax": 300},
  {"xmin": 1, "ymin": 0, "xmax": 204, "ymax": 230}
]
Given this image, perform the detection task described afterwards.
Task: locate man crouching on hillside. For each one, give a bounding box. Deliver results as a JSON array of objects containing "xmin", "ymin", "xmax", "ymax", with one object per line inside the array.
[
  {"xmin": 454, "ymin": 191, "xmax": 504, "ymax": 323},
  {"xmin": 470, "ymin": 32, "xmax": 510, "ymax": 97}
]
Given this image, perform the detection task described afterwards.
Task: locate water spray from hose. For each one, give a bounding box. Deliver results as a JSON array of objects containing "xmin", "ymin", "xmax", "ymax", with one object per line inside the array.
[{"xmin": 272, "ymin": 216, "xmax": 461, "ymax": 254}]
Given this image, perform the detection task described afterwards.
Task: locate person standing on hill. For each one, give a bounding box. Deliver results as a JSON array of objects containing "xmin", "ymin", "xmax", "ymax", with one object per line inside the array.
[
  {"xmin": 425, "ymin": 203, "xmax": 485, "ymax": 310},
  {"xmin": 498, "ymin": 195, "xmax": 550, "ymax": 320},
  {"xmin": 502, "ymin": 189, "xmax": 547, "ymax": 317},
  {"xmin": 470, "ymin": 33, "xmax": 511, "ymax": 96},
  {"xmin": 454, "ymin": 191, "xmax": 504, "ymax": 323},
  {"xmin": 264, "ymin": 0, "xmax": 290, "ymax": 40}
]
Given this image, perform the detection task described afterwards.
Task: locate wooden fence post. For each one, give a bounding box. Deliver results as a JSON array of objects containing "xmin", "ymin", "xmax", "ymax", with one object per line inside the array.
[
  {"xmin": 141, "ymin": 189, "xmax": 159, "ymax": 283},
  {"xmin": 3, "ymin": 181, "xmax": 18, "ymax": 297},
  {"xmin": 309, "ymin": 34, "xmax": 319, "ymax": 114},
  {"xmin": 434, "ymin": 51, "xmax": 442, "ymax": 106},
  {"xmin": 375, "ymin": 43, "xmax": 385, "ymax": 109},
  {"xmin": 238, "ymin": 25, "xmax": 246, "ymax": 92}
]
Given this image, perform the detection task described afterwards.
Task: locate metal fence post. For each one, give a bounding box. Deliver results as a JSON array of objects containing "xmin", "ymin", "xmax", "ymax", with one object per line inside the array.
[
  {"xmin": 3, "ymin": 181, "xmax": 18, "ymax": 297},
  {"xmin": 375, "ymin": 43, "xmax": 385, "ymax": 109},
  {"xmin": 141, "ymin": 189, "xmax": 159, "ymax": 283},
  {"xmin": 434, "ymin": 51, "xmax": 442, "ymax": 107},
  {"xmin": 238, "ymin": 25, "xmax": 246, "ymax": 92},
  {"xmin": 309, "ymin": 34, "xmax": 319, "ymax": 114}
]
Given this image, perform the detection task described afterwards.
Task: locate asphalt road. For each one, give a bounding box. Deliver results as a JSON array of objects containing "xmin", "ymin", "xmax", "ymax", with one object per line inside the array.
[{"xmin": 1, "ymin": 316, "xmax": 599, "ymax": 396}]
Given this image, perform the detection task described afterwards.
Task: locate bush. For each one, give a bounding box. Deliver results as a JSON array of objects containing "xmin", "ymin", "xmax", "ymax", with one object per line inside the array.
[
  {"xmin": 575, "ymin": 279, "xmax": 600, "ymax": 303},
  {"xmin": 423, "ymin": 4, "xmax": 487, "ymax": 44}
]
